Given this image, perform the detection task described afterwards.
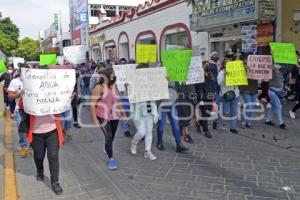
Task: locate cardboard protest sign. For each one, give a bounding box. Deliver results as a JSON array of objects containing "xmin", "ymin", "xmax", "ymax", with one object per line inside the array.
[
  {"xmin": 247, "ymin": 55, "xmax": 273, "ymax": 80},
  {"xmin": 21, "ymin": 68, "xmax": 76, "ymax": 116},
  {"xmin": 125, "ymin": 67, "xmax": 169, "ymax": 103},
  {"xmin": 40, "ymin": 54, "xmax": 57, "ymax": 65},
  {"xmin": 161, "ymin": 50, "xmax": 192, "ymax": 82},
  {"xmin": 113, "ymin": 64, "xmax": 137, "ymax": 92},
  {"xmin": 13, "ymin": 57, "xmax": 25, "ymax": 69},
  {"xmin": 226, "ymin": 60, "xmax": 248, "ymax": 86},
  {"xmin": 0, "ymin": 60, "xmax": 7, "ymax": 73},
  {"xmin": 186, "ymin": 56, "xmax": 204, "ymax": 85},
  {"xmin": 136, "ymin": 44, "xmax": 157, "ymax": 63},
  {"xmin": 63, "ymin": 45, "xmax": 87, "ymax": 64},
  {"xmin": 270, "ymin": 43, "xmax": 297, "ymax": 65}
]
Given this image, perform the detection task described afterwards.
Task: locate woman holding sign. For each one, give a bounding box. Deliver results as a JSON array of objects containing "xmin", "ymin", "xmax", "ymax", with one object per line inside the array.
[{"xmin": 90, "ymin": 67, "xmax": 128, "ymax": 170}]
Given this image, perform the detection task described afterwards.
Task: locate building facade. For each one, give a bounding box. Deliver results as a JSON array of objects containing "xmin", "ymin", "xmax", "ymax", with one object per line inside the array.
[
  {"xmin": 89, "ymin": 0, "xmax": 208, "ymax": 63},
  {"xmin": 69, "ymin": 0, "xmax": 140, "ymax": 46}
]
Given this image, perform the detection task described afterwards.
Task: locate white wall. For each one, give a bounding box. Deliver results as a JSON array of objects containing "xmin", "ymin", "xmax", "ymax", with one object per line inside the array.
[{"xmin": 90, "ymin": 1, "xmax": 209, "ymax": 61}]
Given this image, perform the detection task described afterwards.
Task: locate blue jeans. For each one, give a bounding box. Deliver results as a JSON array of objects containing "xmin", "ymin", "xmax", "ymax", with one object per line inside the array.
[
  {"xmin": 119, "ymin": 92, "xmax": 131, "ymax": 133},
  {"xmin": 157, "ymin": 106, "xmax": 181, "ymax": 145},
  {"xmin": 213, "ymin": 93, "xmax": 224, "ymax": 125},
  {"xmin": 241, "ymin": 94, "xmax": 257, "ymax": 125},
  {"xmin": 60, "ymin": 109, "xmax": 73, "ymax": 130},
  {"xmin": 266, "ymin": 89, "xmax": 283, "ymax": 125},
  {"xmin": 14, "ymin": 109, "xmax": 29, "ymax": 148},
  {"xmin": 223, "ymin": 96, "xmax": 240, "ymax": 129}
]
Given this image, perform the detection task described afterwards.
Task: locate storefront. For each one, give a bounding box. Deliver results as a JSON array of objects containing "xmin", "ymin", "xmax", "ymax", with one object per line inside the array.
[
  {"xmin": 89, "ymin": 0, "xmax": 209, "ymax": 62},
  {"xmin": 190, "ymin": 0, "xmax": 276, "ymax": 56}
]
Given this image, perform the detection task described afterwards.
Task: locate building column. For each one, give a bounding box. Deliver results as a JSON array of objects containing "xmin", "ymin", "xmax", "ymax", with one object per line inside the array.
[{"xmin": 275, "ymin": 0, "xmax": 282, "ymax": 42}]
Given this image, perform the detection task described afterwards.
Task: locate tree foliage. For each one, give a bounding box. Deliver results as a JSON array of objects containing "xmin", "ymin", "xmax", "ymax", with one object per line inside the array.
[
  {"xmin": 12, "ymin": 37, "xmax": 41, "ymax": 61},
  {"xmin": 0, "ymin": 17, "xmax": 19, "ymax": 56}
]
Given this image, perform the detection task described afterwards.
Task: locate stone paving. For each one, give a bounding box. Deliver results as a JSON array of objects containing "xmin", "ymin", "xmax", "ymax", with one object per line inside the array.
[{"xmin": 9, "ymin": 105, "xmax": 300, "ymax": 200}]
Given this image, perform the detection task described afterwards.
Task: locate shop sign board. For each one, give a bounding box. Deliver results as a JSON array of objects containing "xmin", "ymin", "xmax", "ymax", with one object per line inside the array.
[{"xmin": 190, "ymin": 0, "xmax": 257, "ymax": 31}]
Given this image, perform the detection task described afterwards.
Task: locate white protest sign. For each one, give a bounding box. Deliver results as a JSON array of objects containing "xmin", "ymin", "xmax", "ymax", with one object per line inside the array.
[
  {"xmin": 186, "ymin": 56, "xmax": 204, "ymax": 85},
  {"xmin": 247, "ymin": 55, "xmax": 273, "ymax": 80},
  {"xmin": 21, "ymin": 68, "xmax": 76, "ymax": 116},
  {"xmin": 13, "ymin": 57, "xmax": 25, "ymax": 69},
  {"xmin": 57, "ymin": 56, "xmax": 65, "ymax": 65},
  {"xmin": 63, "ymin": 45, "xmax": 87, "ymax": 64},
  {"xmin": 113, "ymin": 64, "xmax": 137, "ymax": 92},
  {"xmin": 125, "ymin": 67, "xmax": 169, "ymax": 103}
]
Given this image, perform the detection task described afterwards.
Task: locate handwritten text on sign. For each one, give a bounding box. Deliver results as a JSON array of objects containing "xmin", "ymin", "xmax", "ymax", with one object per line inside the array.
[
  {"xmin": 113, "ymin": 64, "xmax": 137, "ymax": 92},
  {"xmin": 125, "ymin": 67, "xmax": 169, "ymax": 103},
  {"xmin": 226, "ymin": 60, "xmax": 248, "ymax": 86},
  {"xmin": 21, "ymin": 68, "xmax": 76, "ymax": 116},
  {"xmin": 186, "ymin": 56, "xmax": 204, "ymax": 85},
  {"xmin": 161, "ymin": 50, "xmax": 192, "ymax": 82},
  {"xmin": 270, "ymin": 43, "xmax": 298, "ymax": 65},
  {"xmin": 247, "ymin": 55, "xmax": 273, "ymax": 80}
]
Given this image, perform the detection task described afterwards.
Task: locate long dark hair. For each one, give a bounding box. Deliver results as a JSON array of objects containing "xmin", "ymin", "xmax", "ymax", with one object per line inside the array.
[{"xmin": 98, "ymin": 67, "xmax": 114, "ymax": 85}]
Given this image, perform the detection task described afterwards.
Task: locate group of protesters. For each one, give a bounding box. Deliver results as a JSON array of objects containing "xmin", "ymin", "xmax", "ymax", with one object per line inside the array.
[{"xmin": 1, "ymin": 49, "xmax": 300, "ymax": 195}]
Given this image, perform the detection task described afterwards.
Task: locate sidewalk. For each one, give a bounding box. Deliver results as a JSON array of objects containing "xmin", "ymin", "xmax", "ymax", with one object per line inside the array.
[{"xmin": 12, "ymin": 106, "xmax": 300, "ymax": 200}]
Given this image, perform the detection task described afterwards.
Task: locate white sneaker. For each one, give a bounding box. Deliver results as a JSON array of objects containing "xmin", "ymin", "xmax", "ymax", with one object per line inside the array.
[
  {"xmin": 289, "ymin": 111, "xmax": 296, "ymax": 119},
  {"xmin": 144, "ymin": 151, "xmax": 157, "ymax": 161},
  {"xmin": 266, "ymin": 103, "xmax": 272, "ymax": 109},
  {"xmin": 131, "ymin": 141, "xmax": 137, "ymax": 155}
]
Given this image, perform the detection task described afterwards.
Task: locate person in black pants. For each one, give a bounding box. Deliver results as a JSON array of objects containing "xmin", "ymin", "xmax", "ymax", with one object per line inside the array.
[
  {"xmin": 72, "ymin": 70, "xmax": 81, "ymax": 128},
  {"xmin": 290, "ymin": 63, "xmax": 300, "ymax": 119},
  {"xmin": 195, "ymin": 61, "xmax": 215, "ymax": 138}
]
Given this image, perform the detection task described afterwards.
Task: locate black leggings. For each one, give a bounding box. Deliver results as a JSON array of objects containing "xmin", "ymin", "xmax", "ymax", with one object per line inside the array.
[
  {"xmin": 32, "ymin": 129, "xmax": 59, "ymax": 183},
  {"xmin": 98, "ymin": 118, "xmax": 119, "ymax": 159},
  {"xmin": 199, "ymin": 104, "xmax": 212, "ymax": 132},
  {"xmin": 72, "ymin": 98, "xmax": 78, "ymax": 123}
]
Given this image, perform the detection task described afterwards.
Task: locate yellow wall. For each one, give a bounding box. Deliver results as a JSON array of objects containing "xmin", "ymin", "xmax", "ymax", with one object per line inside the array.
[{"xmin": 281, "ymin": 0, "xmax": 300, "ymax": 50}]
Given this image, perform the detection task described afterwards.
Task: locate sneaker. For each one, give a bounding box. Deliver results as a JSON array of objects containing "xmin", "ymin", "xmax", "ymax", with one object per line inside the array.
[
  {"xmin": 10, "ymin": 113, "xmax": 15, "ymax": 118},
  {"xmin": 107, "ymin": 159, "xmax": 118, "ymax": 170},
  {"xmin": 245, "ymin": 124, "xmax": 251, "ymax": 129},
  {"xmin": 36, "ymin": 174, "xmax": 44, "ymax": 182},
  {"xmin": 20, "ymin": 147, "xmax": 29, "ymax": 158},
  {"xmin": 176, "ymin": 143, "xmax": 189, "ymax": 153},
  {"xmin": 289, "ymin": 111, "xmax": 296, "ymax": 119},
  {"xmin": 51, "ymin": 182, "xmax": 63, "ymax": 195},
  {"xmin": 124, "ymin": 131, "xmax": 131, "ymax": 137},
  {"xmin": 144, "ymin": 151, "xmax": 157, "ymax": 161},
  {"xmin": 74, "ymin": 122, "xmax": 81, "ymax": 129},
  {"xmin": 184, "ymin": 135, "xmax": 194, "ymax": 144},
  {"xmin": 265, "ymin": 121, "xmax": 275, "ymax": 126},
  {"xmin": 266, "ymin": 103, "xmax": 272, "ymax": 109},
  {"xmin": 230, "ymin": 129, "xmax": 238, "ymax": 134},
  {"xmin": 130, "ymin": 140, "xmax": 137, "ymax": 155},
  {"xmin": 204, "ymin": 131, "xmax": 212, "ymax": 138},
  {"xmin": 279, "ymin": 123, "xmax": 287, "ymax": 129}
]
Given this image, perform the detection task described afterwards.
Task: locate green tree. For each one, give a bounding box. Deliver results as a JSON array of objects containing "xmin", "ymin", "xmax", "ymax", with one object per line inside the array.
[
  {"xmin": 12, "ymin": 37, "xmax": 41, "ymax": 61},
  {"xmin": 0, "ymin": 17, "xmax": 19, "ymax": 56}
]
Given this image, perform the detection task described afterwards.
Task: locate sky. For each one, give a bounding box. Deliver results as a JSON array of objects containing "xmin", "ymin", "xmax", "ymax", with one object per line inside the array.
[
  {"xmin": 0, "ymin": 0, "xmax": 70, "ymax": 39},
  {"xmin": 0, "ymin": 0, "xmax": 146, "ymax": 40}
]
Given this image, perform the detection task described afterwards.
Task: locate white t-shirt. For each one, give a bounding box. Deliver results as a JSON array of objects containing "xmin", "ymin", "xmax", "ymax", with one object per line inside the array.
[{"xmin": 7, "ymin": 77, "xmax": 23, "ymax": 110}]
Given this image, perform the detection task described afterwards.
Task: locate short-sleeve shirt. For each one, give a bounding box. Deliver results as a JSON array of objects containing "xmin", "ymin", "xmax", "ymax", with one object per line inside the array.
[{"xmin": 7, "ymin": 77, "xmax": 23, "ymax": 110}]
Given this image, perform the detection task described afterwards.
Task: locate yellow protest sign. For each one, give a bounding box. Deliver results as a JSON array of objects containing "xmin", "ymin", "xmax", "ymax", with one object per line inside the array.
[
  {"xmin": 136, "ymin": 44, "xmax": 157, "ymax": 63},
  {"xmin": 226, "ymin": 60, "xmax": 248, "ymax": 86}
]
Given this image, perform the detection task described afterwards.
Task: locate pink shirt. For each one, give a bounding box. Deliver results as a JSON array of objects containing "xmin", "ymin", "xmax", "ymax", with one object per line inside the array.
[
  {"xmin": 96, "ymin": 86, "xmax": 120, "ymax": 121},
  {"xmin": 32, "ymin": 115, "xmax": 57, "ymax": 134}
]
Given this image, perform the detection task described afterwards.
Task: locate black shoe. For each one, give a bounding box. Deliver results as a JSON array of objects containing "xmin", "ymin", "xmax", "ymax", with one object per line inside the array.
[
  {"xmin": 204, "ymin": 132, "xmax": 212, "ymax": 138},
  {"xmin": 279, "ymin": 123, "xmax": 286, "ymax": 129},
  {"xmin": 230, "ymin": 129, "xmax": 238, "ymax": 134},
  {"xmin": 74, "ymin": 123, "xmax": 81, "ymax": 129},
  {"xmin": 213, "ymin": 122, "xmax": 217, "ymax": 130},
  {"xmin": 52, "ymin": 182, "xmax": 63, "ymax": 195},
  {"xmin": 265, "ymin": 121, "xmax": 275, "ymax": 126},
  {"xmin": 124, "ymin": 131, "xmax": 131, "ymax": 137},
  {"xmin": 36, "ymin": 174, "xmax": 44, "ymax": 182},
  {"xmin": 176, "ymin": 143, "xmax": 189, "ymax": 153},
  {"xmin": 245, "ymin": 124, "xmax": 251, "ymax": 129},
  {"xmin": 156, "ymin": 141, "xmax": 165, "ymax": 151},
  {"xmin": 184, "ymin": 135, "xmax": 194, "ymax": 144}
]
